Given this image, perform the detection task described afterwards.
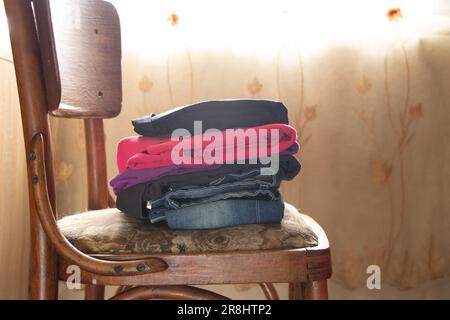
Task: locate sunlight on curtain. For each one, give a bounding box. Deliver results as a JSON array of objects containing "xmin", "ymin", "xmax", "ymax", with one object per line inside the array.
[
  {"xmin": 109, "ymin": 0, "xmax": 447, "ymax": 58},
  {"xmin": 0, "ymin": 4, "xmax": 12, "ymax": 61}
]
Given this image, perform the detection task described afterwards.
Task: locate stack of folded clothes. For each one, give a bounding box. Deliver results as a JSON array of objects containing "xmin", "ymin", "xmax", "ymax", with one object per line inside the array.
[{"xmin": 110, "ymin": 100, "xmax": 301, "ymax": 230}]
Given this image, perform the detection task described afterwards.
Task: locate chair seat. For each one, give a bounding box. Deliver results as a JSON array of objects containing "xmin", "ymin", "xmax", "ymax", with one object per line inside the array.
[{"xmin": 57, "ymin": 203, "xmax": 318, "ymax": 255}]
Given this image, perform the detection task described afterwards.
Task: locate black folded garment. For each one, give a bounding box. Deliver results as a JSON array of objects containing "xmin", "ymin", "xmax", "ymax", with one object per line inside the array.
[
  {"xmin": 116, "ymin": 155, "xmax": 300, "ymax": 219},
  {"xmin": 132, "ymin": 99, "xmax": 289, "ymax": 137}
]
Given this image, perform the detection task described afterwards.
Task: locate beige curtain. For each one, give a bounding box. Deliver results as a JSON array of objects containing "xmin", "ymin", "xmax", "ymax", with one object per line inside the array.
[
  {"xmin": 114, "ymin": 41, "xmax": 450, "ymax": 290},
  {"xmin": 1, "ymin": 1, "xmax": 450, "ymax": 299},
  {"xmin": 103, "ymin": 1, "xmax": 450, "ymax": 289}
]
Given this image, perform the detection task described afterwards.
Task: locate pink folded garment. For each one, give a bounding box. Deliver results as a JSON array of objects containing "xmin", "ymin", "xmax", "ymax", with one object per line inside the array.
[{"xmin": 117, "ymin": 124, "xmax": 298, "ymax": 173}]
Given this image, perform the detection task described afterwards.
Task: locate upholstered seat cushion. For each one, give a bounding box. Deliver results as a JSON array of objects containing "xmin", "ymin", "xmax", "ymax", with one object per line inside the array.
[{"xmin": 57, "ymin": 203, "xmax": 318, "ymax": 255}]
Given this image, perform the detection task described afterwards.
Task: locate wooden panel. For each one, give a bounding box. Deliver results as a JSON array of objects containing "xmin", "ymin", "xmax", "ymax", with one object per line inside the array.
[
  {"xmin": 0, "ymin": 59, "xmax": 31, "ymax": 300},
  {"xmin": 34, "ymin": 0, "xmax": 122, "ymax": 118},
  {"xmin": 59, "ymin": 250, "xmax": 309, "ymax": 286},
  {"xmin": 58, "ymin": 247, "xmax": 332, "ymax": 287}
]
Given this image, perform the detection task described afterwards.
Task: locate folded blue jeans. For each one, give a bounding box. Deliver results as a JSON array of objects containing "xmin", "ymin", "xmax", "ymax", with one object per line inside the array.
[
  {"xmin": 148, "ymin": 173, "xmax": 280, "ymax": 223},
  {"xmin": 160, "ymin": 198, "xmax": 285, "ymax": 230}
]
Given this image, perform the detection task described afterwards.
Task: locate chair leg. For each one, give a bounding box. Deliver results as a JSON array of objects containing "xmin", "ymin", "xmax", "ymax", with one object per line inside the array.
[
  {"xmin": 289, "ymin": 282, "xmax": 305, "ymax": 300},
  {"xmin": 303, "ymin": 280, "xmax": 328, "ymax": 300},
  {"xmin": 259, "ymin": 283, "xmax": 280, "ymax": 300},
  {"xmin": 289, "ymin": 281, "xmax": 328, "ymax": 300},
  {"xmin": 30, "ymin": 221, "xmax": 58, "ymax": 300},
  {"xmin": 85, "ymin": 284, "xmax": 105, "ymax": 300}
]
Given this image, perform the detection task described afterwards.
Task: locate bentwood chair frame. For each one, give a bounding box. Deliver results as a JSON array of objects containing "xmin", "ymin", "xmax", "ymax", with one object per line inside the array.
[{"xmin": 4, "ymin": 0, "xmax": 332, "ymax": 300}]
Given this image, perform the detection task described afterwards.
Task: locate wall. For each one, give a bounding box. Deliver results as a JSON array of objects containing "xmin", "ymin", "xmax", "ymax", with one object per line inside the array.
[{"xmin": 0, "ymin": 26, "xmax": 30, "ymax": 299}]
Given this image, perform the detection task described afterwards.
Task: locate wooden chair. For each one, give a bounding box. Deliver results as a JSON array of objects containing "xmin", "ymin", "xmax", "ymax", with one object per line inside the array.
[{"xmin": 4, "ymin": 0, "xmax": 332, "ymax": 300}]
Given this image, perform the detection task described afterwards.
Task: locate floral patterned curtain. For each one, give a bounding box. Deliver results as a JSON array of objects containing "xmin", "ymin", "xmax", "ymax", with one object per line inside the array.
[
  {"xmin": 2, "ymin": 1, "xmax": 449, "ymax": 298},
  {"xmin": 53, "ymin": 0, "xmax": 450, "ymax": 290},
  {"xmin": 102, "ymin": 1, "xmax": 449, "ymax": 290}
]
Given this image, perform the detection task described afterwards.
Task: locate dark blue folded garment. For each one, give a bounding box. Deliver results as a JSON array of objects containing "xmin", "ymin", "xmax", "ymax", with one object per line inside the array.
[{"xmin": 132, "ymin": 99, "xmax": 289, "ymax": 137}]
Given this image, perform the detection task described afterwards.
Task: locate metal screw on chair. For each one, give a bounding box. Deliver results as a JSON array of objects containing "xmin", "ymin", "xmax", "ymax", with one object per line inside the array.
[
  {"xmin": 136, "ymin": 264, "xmax": 146, "ymax": 272},
  {"xmin": 29, "ymin": 151, "xmax": 36, "ymax": 160},
  {"xmin": 31, "ymin": 175, "xmax": 39, "ymax": 184},
  {"xmin": 113, "ymin": 265, "xmax": 124, "ymax": 273}
]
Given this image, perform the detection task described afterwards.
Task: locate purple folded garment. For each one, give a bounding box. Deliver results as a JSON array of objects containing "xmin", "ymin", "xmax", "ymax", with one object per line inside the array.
[
  {"xmin": 285, "ymin": 142, "xmax": 300, "ymax": 155},
  {"xmin": 110, "ymin": 142, "xmax": 300, "ymax": 194},
  {"xmin": 110, "ymin": 164, "xmax": 221, "ymax": 195}
]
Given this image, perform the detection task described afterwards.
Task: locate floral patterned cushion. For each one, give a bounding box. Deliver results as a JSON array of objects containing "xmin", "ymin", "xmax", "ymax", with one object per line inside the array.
[{"xmin": 57, "ymin": 203, "xmax": 318, "ymax": 254}]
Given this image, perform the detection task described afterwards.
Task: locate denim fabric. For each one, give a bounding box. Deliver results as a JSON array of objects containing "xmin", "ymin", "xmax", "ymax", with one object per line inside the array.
[
  {"xmin": 132, "ymin": 99, "xmax": 289, "ymax": 137},
  {"xmin": 148, "ymin": 174, "xmax": 280, "ymax": 223},
  {"xmin": 162, "ymin": 198, "xmax": 285, "ymax": 230}
]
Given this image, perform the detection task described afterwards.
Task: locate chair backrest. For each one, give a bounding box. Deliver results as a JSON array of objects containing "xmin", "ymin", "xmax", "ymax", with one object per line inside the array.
[
  {"xmin": 34, "ymin": 0, "xmax": 122, "ymax": 118},
  {"xmin": 5, "ymin": 3, "xmax": 168, "ymax": 294},
  {"xmin": 5, "ymin": 0, "xmax": 122, "ymax": 213}
]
